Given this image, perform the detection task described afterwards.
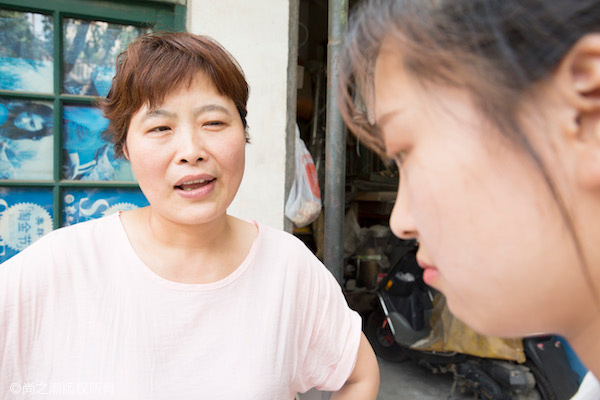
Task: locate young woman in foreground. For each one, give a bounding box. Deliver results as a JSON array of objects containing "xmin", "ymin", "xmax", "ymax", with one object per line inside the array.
[
  {"xmin": 0, "ymin": 32, "xmax": 379, "ymax": 399},
  {"xmin": 340, "ymin": 0, "xmax": 600, "ymax": 376}
]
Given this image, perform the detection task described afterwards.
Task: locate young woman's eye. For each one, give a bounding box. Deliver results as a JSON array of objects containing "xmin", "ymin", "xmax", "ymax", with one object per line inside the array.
[{"xmin": 393, "ymin": 150, "xmax": 409, "ymax": 166}]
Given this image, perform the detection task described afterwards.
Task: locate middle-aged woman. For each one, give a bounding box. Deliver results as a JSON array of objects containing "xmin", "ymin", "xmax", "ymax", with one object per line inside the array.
[
  {"xmin": 339, "ymin": 0, "xmax": 600, "ymax": 376},
  {"xmin": 0, "ymin": 32, "xmax": 379, "ymax": 399}
]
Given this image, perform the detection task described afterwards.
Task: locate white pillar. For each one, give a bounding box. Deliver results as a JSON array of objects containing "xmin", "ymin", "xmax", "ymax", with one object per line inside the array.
[{"xmin": 187, "ymin": 1, "xmax": 295, "ymax": 230}]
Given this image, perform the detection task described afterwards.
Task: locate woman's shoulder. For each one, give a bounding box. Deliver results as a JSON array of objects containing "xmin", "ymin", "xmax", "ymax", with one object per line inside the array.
[
  {"xmin": 0, "ymin": 214, "xmax": 126, "ymax": 307},
  {"xmin": 256, "ymin": 222, "xmax": 314, "ymax": 253},
  {"xmin": 1, "ymin": 213, "xmax": 121, "ymax": 269},
  {"xmin": 54, "ymin": 212, "xmax": 125, "ymax": 245},
  {"xmin": 252, "ymin": 222, "xmax": 328, "ymax": 277}
]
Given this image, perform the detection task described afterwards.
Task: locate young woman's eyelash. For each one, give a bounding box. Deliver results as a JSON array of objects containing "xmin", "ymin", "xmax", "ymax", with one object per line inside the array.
[{"xmin": 393, "ymin": 150, "xmax": 409, "ymax": 165}]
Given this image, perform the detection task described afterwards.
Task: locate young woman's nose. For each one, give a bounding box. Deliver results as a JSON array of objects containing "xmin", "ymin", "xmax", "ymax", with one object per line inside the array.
[
  {"xmin": 389, "ymin": 179, "xmax": 418, "ymax": 241},
  {"xmin": 176, "ymin": 126, "xmax": 207, "ymax": 165}
]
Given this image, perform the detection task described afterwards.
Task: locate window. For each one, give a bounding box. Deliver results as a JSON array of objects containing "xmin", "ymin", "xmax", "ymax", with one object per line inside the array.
[{"xmin": 0, "ymin": 0, "xmax": 185, "ymax": 262}]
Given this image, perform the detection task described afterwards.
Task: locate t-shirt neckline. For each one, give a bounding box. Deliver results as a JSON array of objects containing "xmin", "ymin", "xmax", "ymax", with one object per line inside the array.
[{"xmin": 112, "ymin": 212, "xmax": 262, "ymax": 292}]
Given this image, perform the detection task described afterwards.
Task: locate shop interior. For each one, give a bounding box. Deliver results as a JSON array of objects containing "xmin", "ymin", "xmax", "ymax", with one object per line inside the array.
[{"xmin": 294, "ymin": 0, "xmax": 409, "ymax": 315}]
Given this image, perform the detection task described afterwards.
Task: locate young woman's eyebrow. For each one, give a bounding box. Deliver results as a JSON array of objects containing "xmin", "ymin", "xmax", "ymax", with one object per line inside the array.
[{"xmin": 376, "ymin": 108, "xmax": 402, "ymax": 130}]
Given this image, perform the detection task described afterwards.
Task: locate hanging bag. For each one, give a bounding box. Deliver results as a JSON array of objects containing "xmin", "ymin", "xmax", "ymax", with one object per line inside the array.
[{"xmin": 285, "ymin": 125, "xmax": 322, "ymax": 227}]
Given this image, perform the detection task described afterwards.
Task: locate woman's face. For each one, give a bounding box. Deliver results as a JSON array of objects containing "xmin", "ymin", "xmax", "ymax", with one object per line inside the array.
[
  {"xmin": 373, "ymin": 43, "xmax": 591, "ymax": 337},
  {"xmin": 125, "ymin": 72, "xmax": 246, "ymax": 227},
  {"xmin": 15, "ymin": 111, "xmax": 44, "ymax": 132}
]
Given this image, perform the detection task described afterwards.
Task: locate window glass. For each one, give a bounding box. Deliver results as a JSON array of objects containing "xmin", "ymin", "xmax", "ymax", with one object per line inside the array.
[
  {"xmin": 62, "ymin": 188, "xmax": 148, "ymax": 226},
  {"xmin": 62, "ymin": 104, "xmax": 135, "ymax": 181},
  {"xmin": 0, "ymin": 98, "xmax": 53, "ymax": 180},
  {"xmin": 0, "ymin": 9, "xmax": 53, "ymax": 93},
  {"xmin": 63, "ymin": 18, "xmax": 147, "ymax": 96},
  {"xmin": 0, "ymin": 0, "xmax": 182, "ymax": 261},
  {"xmin": 0, "ymin": 187, "xmax": 54, "ymax": 262}
]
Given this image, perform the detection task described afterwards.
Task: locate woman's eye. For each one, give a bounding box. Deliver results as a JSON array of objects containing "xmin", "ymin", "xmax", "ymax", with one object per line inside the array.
[
  {"xmin": 204, "ymin": 121, "xmax": 225, "ymax": 127},
  {"xmin": 149, "ymin": 126, "xmax": 170, "ymax": 133}
]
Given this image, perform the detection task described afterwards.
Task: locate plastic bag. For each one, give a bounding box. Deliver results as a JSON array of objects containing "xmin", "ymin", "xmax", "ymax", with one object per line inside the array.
[
  {"xmin": 285, "ymin": 125, "xmax": 322, "ymax": 227},
  {"xmin": 411, "ymin": 294, "xmax": 526, "ymax": 362}
]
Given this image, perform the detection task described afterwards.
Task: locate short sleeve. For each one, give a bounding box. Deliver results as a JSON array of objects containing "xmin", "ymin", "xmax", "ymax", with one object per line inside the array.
[{"xmin": 293, "ymin": 252, "xmax": 362, "ymax": 393}]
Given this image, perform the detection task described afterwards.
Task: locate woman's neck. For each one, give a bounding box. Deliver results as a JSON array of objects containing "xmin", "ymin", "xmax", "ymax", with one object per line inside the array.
[
  {"xmin": 122, "ymin": 207, "xmax": 256, "ymax": 284},
  {"xmin": 146, "ymin": 207, "xmax": 231, "ymax": 251}
]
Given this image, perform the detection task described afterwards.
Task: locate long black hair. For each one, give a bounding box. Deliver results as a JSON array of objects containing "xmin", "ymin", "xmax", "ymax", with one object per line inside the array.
[{"xmin": 0, "ymin": 100, "xmax": 53, "ymax": 140}]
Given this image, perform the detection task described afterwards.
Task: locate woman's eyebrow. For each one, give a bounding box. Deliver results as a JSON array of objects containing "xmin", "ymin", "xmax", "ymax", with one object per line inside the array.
[
  {"xmin": 141, "ymin": 104, "xmax": 231, "ymax": 122},
  {"xmin": 142, "ymin": 109, "xmax": 176, "ymax": 122},
  {"xmin": 192, "ymin": 104, "xmax": 231, "ymax": 117}
]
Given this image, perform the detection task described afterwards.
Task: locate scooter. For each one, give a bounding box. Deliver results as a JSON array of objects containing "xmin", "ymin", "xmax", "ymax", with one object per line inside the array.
[{"xmin": 365, "ymin": 240, "xmax": 581, "ymax": 400}]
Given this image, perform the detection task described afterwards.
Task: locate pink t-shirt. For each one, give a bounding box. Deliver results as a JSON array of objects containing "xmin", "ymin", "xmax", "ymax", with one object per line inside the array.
[{"xmin": 0, "ymin": 213, "xmax": 361, "ymax": 399}]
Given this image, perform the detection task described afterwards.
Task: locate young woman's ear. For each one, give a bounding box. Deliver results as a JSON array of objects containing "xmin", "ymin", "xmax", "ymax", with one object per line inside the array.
[
  {"xmin": 555, "ymin": 34, "xmax": 600, "ymax": 189},
  {"xmin": 122, "ymin": 144, "xmax": 130, "ymax": 161}
]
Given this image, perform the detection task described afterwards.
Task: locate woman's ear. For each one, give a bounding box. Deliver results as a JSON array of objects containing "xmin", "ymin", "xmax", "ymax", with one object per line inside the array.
[
  {"xmin": 122, "ymin": 144, "xmax": 129, "ymax": 161},
  {"xmin": 554, "ymin": 34, "xmax": 600, "ymax": 189}
]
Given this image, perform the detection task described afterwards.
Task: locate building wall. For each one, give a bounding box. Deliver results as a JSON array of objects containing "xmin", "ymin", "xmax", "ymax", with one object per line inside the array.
[{"xmin": 187, "ymin": 0, "xmax": 295, "ymax": 230}]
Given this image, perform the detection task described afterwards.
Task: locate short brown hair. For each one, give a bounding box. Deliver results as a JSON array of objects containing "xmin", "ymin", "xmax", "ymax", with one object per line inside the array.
[{"xmin": 100, "ymin": 31, "xmax": 250, "ymax": 158}]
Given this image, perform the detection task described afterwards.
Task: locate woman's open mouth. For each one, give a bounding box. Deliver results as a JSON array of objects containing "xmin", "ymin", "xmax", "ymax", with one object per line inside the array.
[
  {"xmin": 174, "ymin": 175, "xmax": 217, "ymax": 199},
  {"xmin": 175, "ymin": 178, "xmax": 215, "ymax": 191}
]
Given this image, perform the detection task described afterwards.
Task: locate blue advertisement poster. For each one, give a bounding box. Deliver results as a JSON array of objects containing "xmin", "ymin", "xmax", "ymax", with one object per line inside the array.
[
  {"xmin": 0, "ymin": 98, "xmax": 54, "ymax": 180},
  {"xmin": 63, "ymin": 18, "xmax": 147, "ymax": 97},
  {"xmin": 62, "ymin": 104, "xmax": 135, "ymax": 181},
  {"xmin": 62, "ymin": 188, "xmax": 148, "ymax": 226},
  {"xmin": 0, "ymin": 9, "xmax": 53, "ymax": 93},
  {"xmin": 0, "ymin": 188, "xmax": 54, "ymax": 263}
]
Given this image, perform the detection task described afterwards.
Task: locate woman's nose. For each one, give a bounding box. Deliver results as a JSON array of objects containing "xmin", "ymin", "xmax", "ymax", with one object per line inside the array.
[
  {"xmin": 389, "ymin": 178, "xmax": 418, "ymax": 240},
  {"xmin": 176, "ymin": 128, "xmax": 207, "ymax": 165}
]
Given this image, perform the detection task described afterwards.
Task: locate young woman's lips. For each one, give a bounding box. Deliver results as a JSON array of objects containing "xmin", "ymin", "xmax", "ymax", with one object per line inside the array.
[
  {"xmin": 417, "ymin": 258, "xmax": 439, "ymax": 286},
  {"xmin": 174, "ymin": 174, "xmax": 217, "ymax": 199}
]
